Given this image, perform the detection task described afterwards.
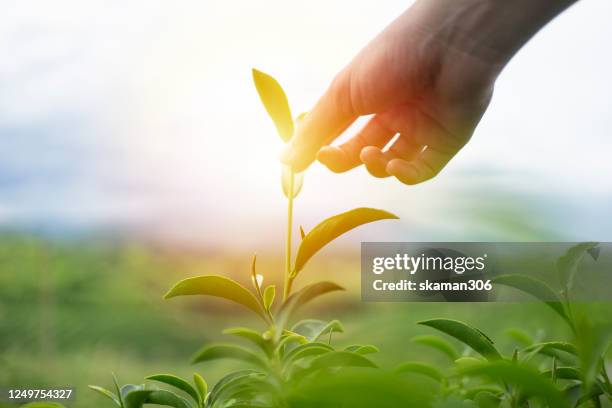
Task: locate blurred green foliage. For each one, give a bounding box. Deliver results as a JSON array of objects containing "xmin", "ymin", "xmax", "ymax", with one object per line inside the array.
[{"xmin": 1, "ymin": 235, "xmax": 610, "ymax": 407}]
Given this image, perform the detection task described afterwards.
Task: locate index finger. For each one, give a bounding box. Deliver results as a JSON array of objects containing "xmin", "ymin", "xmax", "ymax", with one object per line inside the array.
[{"xmin": 280, "ymin": 70, "xmax": 358, "ymax": 172}]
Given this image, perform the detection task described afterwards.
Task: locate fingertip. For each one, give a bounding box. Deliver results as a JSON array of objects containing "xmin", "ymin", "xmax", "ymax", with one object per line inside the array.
[
  {"xmin": 386, "ymin": 159, "xmax": 419, "ymax": 185},
  {"xmin": 360, "ymin": 146, "xmax": 389, "ymax": 178},
  {"xmin": 359, "ymin": 146, "xmax": 383, "ymax": 163},
  {"xmin": 317, "ymin": 146, "xmax": 346, "ymax": 173}
]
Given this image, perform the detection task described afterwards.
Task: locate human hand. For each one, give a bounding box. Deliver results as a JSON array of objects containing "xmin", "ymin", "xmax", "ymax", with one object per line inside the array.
[{"xmin": 281, "ymin": 0, "xmax": 576, "ymax": 184}]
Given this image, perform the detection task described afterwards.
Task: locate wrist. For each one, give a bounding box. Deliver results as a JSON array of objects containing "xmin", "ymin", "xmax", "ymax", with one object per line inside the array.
[{"xmin": 412, "ymin": 0, "xmax": 578, "ymax": 70}]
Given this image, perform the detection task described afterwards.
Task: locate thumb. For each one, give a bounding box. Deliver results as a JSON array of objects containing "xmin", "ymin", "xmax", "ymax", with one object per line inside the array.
[{"xmin": 280, "ymin": 69, "xmax": 358, "ymax": 172}]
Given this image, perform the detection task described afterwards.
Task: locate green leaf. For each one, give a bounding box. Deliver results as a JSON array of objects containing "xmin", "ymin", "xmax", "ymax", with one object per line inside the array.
[
  {"xmin": 120, "ymin": 385, "xmax": 144, "ymax": 400},
  {"xmin": 291, "ymin": 319, "xmax": 344, "ymax": 342},
  {"xmin": 291, "ymin": 351, "xmax": 377, "ymax": 380},
  {"xmin": 112, "ymin": 373, "xmax": 124, "ymax": 408},
  {"xmin": 88, "ymin": 385, "xmax": 121, "ymax": 406},
  {"xmin": 207, "ymin": 370, "xmax": 265, "ymax": 408},
  {"xmin": 504, "ymin": 328, "xmax": 534, "ymax": 347},
  {"xmin": 282, "ymin": 165, "xmax": 304, "ymax": 199},
  {"xmin": 223, "ymin": 327, "xmax": 272, "ymax": 356},
  {"xmin": 575, "ymin": 315, "xmax": 612, "ymax": 392},
  {"xmin": 124, "ymin": 389, "xmax": 193, "ymax": 408},
  {"xmin": 459, "ymin": 361, "xmax": 570, "ymax": 408},
  {"xmin": 263, "ymin": 285, "xmax": 275, "ymax": 311},
  {"xmin": 524, "ymin": 341, "xmax": 577, "ymax": 356},
  {"xmin": 20, "ymin": 404, "xmax": 68, "ymax": 408},
  {"xmin": 164, "ymin": 275, "xmax": 266, "ymax": 321},
  {"xmin": 277, "ymin": 281, "xmax": 344, "ymax": 329},
  {"xmin": 394, "ymin": 361, "xmax": 443, "ymax": 382},
  {"xmin": 493, "ymin": 274, "xmax": 570, "ymax": 325},
  {"xmin": 145, "ymin": 374, "xmax": 199, "ymax": 404},
  {"xmin": 191, "ymin": 343, "xmax": 266, "ymax": 367},
  {"xmin": 473, "ymin": 391, "xmax": 501, "ymax": 408},
  {"xmin": 344, "ymin": 344, "xmax": 379, "ymax": 355},
  {"xmin": 454, "ymin": 357, "xmax": 485, "ymax": 370},
  {"xmin": 276, "ymin": 330, "xmax": 308, "ymax": 354},
  {"xmin": 252, "ymin": 68, "xmax": 293, "ymax": 142},
  {"xmin": 307, "ymin": 351, "xmax": 377, "ymax": 370},
  {"xmin": 193, "ymin": 373, "xmax": 207, "ymax": 405},
  {"xmin": 419, "ymin": 319, "xmax": 501, "ymax": 361},
  {"xmin": 411, "ymin": 334, "xmax": 459, "ymax": 360},
  {"xmin": 463, "ymin": 386, "xmax": 504, "ymax": 400},
  {"xmin": 293, "ymin": 208, "xmax": 398, "ymax": 275},
  {"xmin": 282, "ymin": 342, "xmax": 334, "ymax": 365},
  {"xmin": 542, "ymin": 366, "xmax": 581, "ymax": 381},
  {"xmin": 123, "ymin": 390, "xmax": 151, "ymax": 408},
  {"xmin": 557, "ymin": 242, "xmax": 599, "ymax": 290}
]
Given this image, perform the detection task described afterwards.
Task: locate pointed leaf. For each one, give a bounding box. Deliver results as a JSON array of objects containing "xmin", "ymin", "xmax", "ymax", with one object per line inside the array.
[
  {"xmin": 263, "ymin": 285, "xmax": 276, "ymax": 311},
  {"xmin": 124, "ymin": 389, "xmax": 193, "ymax": 408},
  {"xmin": 223, "ymin": 327, "xmax": 272, "ymax": 356},
  {"xmin": 277, "ymin": 281, "xmax": 344, "ymax": 329},
  {"xmin": 252, "ymin": 68, "xmax": 293, "ymax": 142},
  {"xmin": 276, "ymin": 330, "xmax": 308, "ymax": 354},
  {"xmin": 459, "ymin": 361, "xmax": 571, "ymax": 408},
  {"xmin": 557, "ymin": 242, "xmax": 599, "ymax": 290},
  {"xmin": 454, "ymin": 357, "xmax": 485, "ymax": 370},
  {"xmin": 112, "ymin": 373, "xmax": 124, "ymax": 408},
  {"xmin": 293, "ymin": 208, "xmax": 398, "ymax": 275},
  {"xmin": 291, "ymin": 319, "xmax": 344, "ymax": 342},
  {"xmin": 120, "ymin": 385, "xmax": 144, "ymax": 400},
  {"xmin": 88, "ymin": 385, "xmax": 121, "ymax": 406},
  {"xmin": 504, "ymin": 328, "xmax": 534, "ymax": 347},
  {"xmin": 283, "ymin": 342, "xmax": 334, "ymax": 365},
  {"xmin": 164, "ymin": 275, "xmax": 266, "ymax": 321},
  {"xmin": 419, "ymin": 319, "xmax": 501, "ymax": 361},
  {"xmin": 193, "ymin": 373, "xmax": 207, "ymax": 405},
  {"xmin": 344, "ymin": 344, "xmax": 379, "ymax": 355},
  {"xmin": 123, "ymin": 390, "xmax": 151, "ymax": 408},
  {"xmin": 308, "ymin": 351, "xmax": 377, "ymax": 370},
  {"xmin": 282, "ymin": 165, "xmax": 303, "ymax": 199},
  {"xmin": 575, "ymin": 315, "xmax": 612, "ymax": 392},
  {"xmin": 250, "ymin": 255, "xmax": 261, "ymax": 296},
  {"xmin": 191, "ymin": 344, "xmax": 266, "ymax": 367},
  {"xmin": 394, "ymin": 362, "xmax": 443, "ymax": 382},
  {"xmin": 542, "ymin": 366, "xmax": 580, "ymax": 381},
  {"xmin": 207, "ymin": 370, "xmax": 263, "ymax": 407},
  {"xmin": 147, "ymin": 390, "xmax": 193, "ymax": 408},
  {"xmin": 411, "ymin": 335, "xmax": 459, "ymax": 360},
  {"xmin": 521, "ymin": 342, "xmax": 576, "ymax": 366},
  {"xmin": 493, "ymin": 274, "xmax": 569, "ymax": 325},
  {"xmin": 523, "ymin": 341, "xmax": 577, "ymax": 356},
  {"xmin": 145, "ymin": 374, "xmax": 199, "ymax": 404}
]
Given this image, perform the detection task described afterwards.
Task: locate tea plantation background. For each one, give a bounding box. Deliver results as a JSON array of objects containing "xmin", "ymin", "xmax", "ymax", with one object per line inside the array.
[{"xmin": 2, "ymin": 234, "xmax": 609, "ymax": 407}]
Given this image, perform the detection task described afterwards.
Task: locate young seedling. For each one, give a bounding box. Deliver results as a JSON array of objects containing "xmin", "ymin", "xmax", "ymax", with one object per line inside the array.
[
  {"xmin": 82, "ymin": 69, "xmax": 611, "ymax": 408},
  {"xmin": 86, "ymin": 69, "xmax": 398, "ymax": 408}
]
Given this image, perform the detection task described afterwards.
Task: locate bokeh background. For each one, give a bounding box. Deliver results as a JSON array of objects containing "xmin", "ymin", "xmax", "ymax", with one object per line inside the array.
[{"xmin": 1, "ymin": 1, "xmax": 611, "ymax": 407}]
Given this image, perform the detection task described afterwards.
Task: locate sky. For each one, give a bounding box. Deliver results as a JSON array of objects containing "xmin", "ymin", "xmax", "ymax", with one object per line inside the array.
[{"xmin": 1, "ymin": 0, "xmax": 611, "ymax": 248}]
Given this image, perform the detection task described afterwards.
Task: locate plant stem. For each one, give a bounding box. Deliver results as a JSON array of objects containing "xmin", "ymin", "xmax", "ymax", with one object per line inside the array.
[{"xmin": 283, "ymin": 170, "xmax": 295, "ymax": 301}]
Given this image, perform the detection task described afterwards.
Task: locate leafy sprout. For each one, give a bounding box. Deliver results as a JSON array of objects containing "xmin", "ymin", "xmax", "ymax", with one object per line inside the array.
[{"xmin": 79, "ymin": 70, "xmax": 612, "ymax": 408}]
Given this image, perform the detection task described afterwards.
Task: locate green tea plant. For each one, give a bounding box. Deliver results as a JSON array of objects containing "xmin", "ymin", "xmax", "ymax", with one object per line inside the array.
[
  {"xmin": 23, "ymin": 74, "xmax": 612, "ymax": 408},
  {"xmin": 393, "ymin": 242, "xmax": 612, "ymax": 408},
  {"xmin": 81, "ymin": 69, "xmax": 399, "ymax": 408}
]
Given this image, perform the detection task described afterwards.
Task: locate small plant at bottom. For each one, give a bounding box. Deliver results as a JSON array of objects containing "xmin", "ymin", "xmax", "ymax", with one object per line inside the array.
[{"xmin": 393, "ymin": 242, "xmax": 611, "ymax": 408}]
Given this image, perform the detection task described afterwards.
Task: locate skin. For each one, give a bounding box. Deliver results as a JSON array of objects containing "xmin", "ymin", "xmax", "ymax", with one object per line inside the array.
[{"xmin": 281, "ymin": 0, "xmax": 578, "ymax": 185}]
